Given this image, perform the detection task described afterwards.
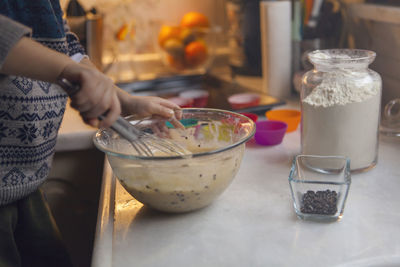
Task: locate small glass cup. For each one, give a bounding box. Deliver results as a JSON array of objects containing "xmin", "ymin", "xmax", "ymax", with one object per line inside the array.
[
  {"xmin": 380, "ymin": 98, "xmax": 400, "ymax": 137},
  {"xmin": 289, "ymin": 155, "xmax": 351, "ymax": 222}
]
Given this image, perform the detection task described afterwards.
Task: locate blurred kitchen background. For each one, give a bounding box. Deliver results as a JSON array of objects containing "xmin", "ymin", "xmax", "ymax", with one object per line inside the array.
[
  {"xmin": 60, "ymin": 0, "xmax": 400, "ymax": 108},
  {"xmin": 62, "ymin": 0, "xmax": 229, "ymax": 81},
  {"xmin": 48, "ymin": 0, "xmax": 400, "ymax": 266}
]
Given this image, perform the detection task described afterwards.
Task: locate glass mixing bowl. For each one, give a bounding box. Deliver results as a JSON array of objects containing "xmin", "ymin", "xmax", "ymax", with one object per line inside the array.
[{"xmin": 93, "ymin": 108, "xmax": 256, "ymax": 213}]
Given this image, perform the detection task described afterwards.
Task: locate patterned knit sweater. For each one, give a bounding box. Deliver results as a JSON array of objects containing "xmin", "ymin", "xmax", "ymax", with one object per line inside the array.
[{"xmin": 0, "ymin": 1, "xmax": 86, "ymax": 205}]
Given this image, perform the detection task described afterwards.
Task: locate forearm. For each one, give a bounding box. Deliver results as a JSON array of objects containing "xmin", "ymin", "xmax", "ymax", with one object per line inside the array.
[
  {"xmin": 80, "ymin": 57, "xmax": 130, "ymax": 115},
  {"xmin": 80, "ymin": 57, "xmax": 179, "ymax": 120},
  {"xmin": 116, "ymin": 87, "xmax": 135, "ymax": 116},
  {"xmin": 0, "ymin": 37, "xmax": 74, "ymax": 84}
]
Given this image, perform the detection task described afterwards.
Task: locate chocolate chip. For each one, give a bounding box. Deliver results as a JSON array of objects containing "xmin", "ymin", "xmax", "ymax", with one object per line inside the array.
[{"xmin": 300, "ymin": 190, "xmax": 338, "ymax": 215}]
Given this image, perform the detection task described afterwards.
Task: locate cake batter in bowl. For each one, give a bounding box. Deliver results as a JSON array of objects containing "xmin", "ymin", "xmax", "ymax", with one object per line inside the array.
[{"xmin": 93, "ymin": 108, "xmax": 256, "ymax": 213}]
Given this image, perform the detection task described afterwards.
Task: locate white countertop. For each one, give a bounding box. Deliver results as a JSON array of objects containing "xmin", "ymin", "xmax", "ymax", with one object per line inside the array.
[
  {"xmin": 91, "ymin": 120, "xmax": 400, "ymax": 267},
  {"xmin": 56, "ymin": 100, "xmax": 97, "ymax": 152},
  {"xmin": 54, "ymin": 75, "xmax": 400, "ymax": 266}
]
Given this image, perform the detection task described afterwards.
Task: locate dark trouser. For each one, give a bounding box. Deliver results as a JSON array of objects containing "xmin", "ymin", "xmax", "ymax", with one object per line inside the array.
[{"xmin": 0, "ymin": 189, "xmax": 73, "ymax": 267}]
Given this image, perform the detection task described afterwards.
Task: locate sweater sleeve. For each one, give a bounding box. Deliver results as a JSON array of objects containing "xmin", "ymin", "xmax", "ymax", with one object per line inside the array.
[
  {"xmin": 63, "ymin": 18, "xmax": 87, "ymax": 57},
  {"xmin": 0, "ymin": 15, "xmax": 32, "ymax": 69}
]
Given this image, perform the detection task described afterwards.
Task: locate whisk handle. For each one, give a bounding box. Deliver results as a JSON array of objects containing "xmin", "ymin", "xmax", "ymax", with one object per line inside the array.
[
  {"xmin": 57, "ymin": 78, "xmax": 80, "ymax": 96},
  {"xmin": 57, "ymin": 78, "xmax": 142, "ymax": 141},
  {"xmin": 106, "ymin": 116, "xmax": 142, "ymax": 142}
]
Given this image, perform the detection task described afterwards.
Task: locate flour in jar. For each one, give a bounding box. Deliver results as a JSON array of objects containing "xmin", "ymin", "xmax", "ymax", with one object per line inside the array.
[{"xmin": 301, "ymin": 69, "xmax": 381, "ymax": 171}]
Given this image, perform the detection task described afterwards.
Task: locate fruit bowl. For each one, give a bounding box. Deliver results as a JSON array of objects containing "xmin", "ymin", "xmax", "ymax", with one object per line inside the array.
[
  {"xmin": 93, "ymin": 108, "xmax": 256, "ymax": 213},
  {"xmin": 157, "ymin": 12, "xmax": 217, "ymax": 74}
]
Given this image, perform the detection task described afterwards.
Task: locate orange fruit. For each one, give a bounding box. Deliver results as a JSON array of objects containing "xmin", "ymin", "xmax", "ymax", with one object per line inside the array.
[
  {"xmin": 167, "ymin": 55, "xmax": 186, "ymax": 70},
  {"xmin": 163, "ymin": 38, "xmax": 184, "ymax": 57},
  {"xmin": 179, "ymin": 27, "xmax": 197, "ymax": 45},
  {"xmin": 180, "ymin": 11, "xmax": 210, "ymax": 28},
  {"xmin": 116, "ymin": 24, "xmax": 129, "ymax": 41},
  {"xmin": 158, "ymin": 25, "xmax": 181, "ymax": 48},
  {"xmin": 129, "ymin": 24, "xmax": 135, "ymax": 39},
  {"xmin": 184, "ymin": 40, "xmax": 208, "ymax": 67}
]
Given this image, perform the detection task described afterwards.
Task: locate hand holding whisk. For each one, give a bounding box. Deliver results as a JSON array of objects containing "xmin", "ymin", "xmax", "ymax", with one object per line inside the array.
[{"xmin": 57, "ymin": 78, "xmax": 190, "ymax": 157}]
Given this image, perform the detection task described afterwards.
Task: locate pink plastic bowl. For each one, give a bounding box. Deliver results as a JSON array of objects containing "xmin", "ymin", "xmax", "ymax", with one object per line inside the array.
[{"xmin": 254, "ymin": 120, "xmax": 288, "ymax": 146}]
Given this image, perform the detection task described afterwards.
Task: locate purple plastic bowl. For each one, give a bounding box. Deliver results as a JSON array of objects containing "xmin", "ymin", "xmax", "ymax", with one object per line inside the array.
[{"xmin": 254, "ymin": 120, "xmax": 288, "ymax": 146}]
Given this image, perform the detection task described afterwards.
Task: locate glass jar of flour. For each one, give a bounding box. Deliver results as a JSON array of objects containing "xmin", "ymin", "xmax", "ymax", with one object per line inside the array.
[{"xmin": 301, "ymin": 49, "xmax": 382, "ymax": 172}]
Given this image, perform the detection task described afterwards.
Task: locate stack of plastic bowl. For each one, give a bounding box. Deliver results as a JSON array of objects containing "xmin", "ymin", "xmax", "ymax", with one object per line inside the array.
[
  {"xmin": 254, "ymin": 120, "xmax": 288, "ymax": 146},
  {"xmin": 265, "ymin": 109, "xmax": 301, "ymax": 133},
  {"xmin": 253, "ymin": 109, "xmax": 301, "ymax": 146}
]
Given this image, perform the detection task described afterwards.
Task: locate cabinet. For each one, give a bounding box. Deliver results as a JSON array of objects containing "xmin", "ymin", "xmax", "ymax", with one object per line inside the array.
[{"xmin": 42, "ymin": 148, "xmax": 104, "ymax": 267}]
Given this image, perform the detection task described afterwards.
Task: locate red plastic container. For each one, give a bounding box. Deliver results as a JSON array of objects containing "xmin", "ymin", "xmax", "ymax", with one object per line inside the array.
[
  {"xmin": 239, "ymin": 112, "xmax": 259, "ymax": 122},
  {"xmin": 179, "ymin": 89, "xmax": 209, "ymax": 108},
  {"xmin": 167, "ymin": 97, "xmax": 194, "ymax": 108},
  {"xmin": 228, "ymin": 93, "xmax": 260, "ymax": 110}
]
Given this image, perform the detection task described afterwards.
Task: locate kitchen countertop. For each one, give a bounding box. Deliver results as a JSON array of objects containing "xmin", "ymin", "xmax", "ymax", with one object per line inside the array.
[
  {"xmin": 90, "ymin": 109, "xmax": 400, "ymax": 267},
  {"xmin": 56, "ymin": 99, "xmax": 97, "ymax": 152},
  {"xmin": 56, "ymin": 77, "xmax": 400, "ymax": 267}
]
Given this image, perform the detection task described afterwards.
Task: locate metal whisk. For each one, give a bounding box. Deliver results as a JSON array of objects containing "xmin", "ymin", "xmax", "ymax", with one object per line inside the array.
[
  {"xmin": 58, "ymin": 79, "xmax": 189, "ymax": 157},
  {"xmin": 106, "ymin": 115, "xmax": 190, "ymax": 156}
]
